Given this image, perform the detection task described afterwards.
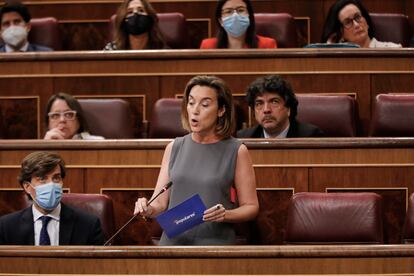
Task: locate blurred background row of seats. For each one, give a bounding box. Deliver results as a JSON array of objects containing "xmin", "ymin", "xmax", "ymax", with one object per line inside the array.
[
  {"xmin": 1, "ymin": 93, "xmax": 412, "ymax": 139},
  {"xmin": 28, "ymin": 12, "xmax": 412, "ymax": 50},
  {"xmin": 3, "ymin": 191, "xmax": 414, "ymax": 245},
  {"xmin": 148, "ymin": 93, "xmax": 414, "ymax": 138},
  {"xmin": 148, "ymin": 95, "xmax": 358, "ymax": 138},
  {"xmin": 78, "ymin": 99, "xmax": 135, "ymax": 139}
]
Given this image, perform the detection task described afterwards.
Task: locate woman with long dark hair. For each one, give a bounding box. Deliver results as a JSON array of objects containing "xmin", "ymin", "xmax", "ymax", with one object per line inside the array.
[
  {"xmin": 105, "ymin": 0, "xmax": 167, "ymax": 50},
  {"xmin": 321, "ymin": 0, "xmax": 401, "ymax": 48}
]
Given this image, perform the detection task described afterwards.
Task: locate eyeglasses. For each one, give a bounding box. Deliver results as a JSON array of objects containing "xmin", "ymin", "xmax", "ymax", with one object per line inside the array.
[
  {"xmin": 254, "ymin": 99, "xmax": 284, "ymax": 111},
  {"xmin": 48, "ymin": 110, "xmax": 77, "ymax": 121},
  {"xmin": 221, "ymin": 6, "xmax": 248, "ymax": 17},
  {"xmin": 341, "ymin": 13, "xmax": 363, "ymax": 29}
]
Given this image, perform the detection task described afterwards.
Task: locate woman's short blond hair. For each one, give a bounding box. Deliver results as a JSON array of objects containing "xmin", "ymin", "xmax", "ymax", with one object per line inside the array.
[{"xmin": 181, "ymin": 75, "xmax": 235, "ymax": 138}]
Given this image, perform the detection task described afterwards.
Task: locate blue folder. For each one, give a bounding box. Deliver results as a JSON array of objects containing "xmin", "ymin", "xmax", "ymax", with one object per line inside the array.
[{"xmin": 156, "ymin": 194, "xmax": 206, "ymax": 238}]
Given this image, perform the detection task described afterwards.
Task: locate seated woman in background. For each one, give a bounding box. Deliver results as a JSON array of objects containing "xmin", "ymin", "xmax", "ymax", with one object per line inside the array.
[
  {"xmin": 44, "ymin": 93, "xmax": 104, "ymax": 140},
  {"xmin": 200, "ymin": 0, "xmax": 276, "ymax": 49},
  {"xmin": 104, "ymin": 0, "xmax": 167, "ymax": 50},
  {"xmin": 321, "ymin": 0, "xmax": 401, "ymax": 48}
]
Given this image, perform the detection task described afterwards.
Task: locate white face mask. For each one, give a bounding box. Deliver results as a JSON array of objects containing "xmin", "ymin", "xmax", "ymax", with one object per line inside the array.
[{"xmin": 1, "ymin": 25, "xmax": 28, "ymax": 48}]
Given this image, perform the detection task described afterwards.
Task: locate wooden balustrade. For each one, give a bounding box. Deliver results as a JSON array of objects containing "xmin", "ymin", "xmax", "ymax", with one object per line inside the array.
[{"xmin": 1, "ymin": 244, "xmax": 414, "ymax": 274}]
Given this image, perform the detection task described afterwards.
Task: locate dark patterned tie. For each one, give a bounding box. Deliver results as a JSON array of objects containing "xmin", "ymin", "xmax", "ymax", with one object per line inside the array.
[{"xmin": 39, "ymin": 216, "xmax": 52, "ymax": 245}]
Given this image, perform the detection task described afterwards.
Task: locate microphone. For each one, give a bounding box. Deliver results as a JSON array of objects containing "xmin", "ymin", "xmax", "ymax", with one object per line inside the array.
[{"xmin": 103, "ymin": 181, "xmax": 173, "ymax": 246}]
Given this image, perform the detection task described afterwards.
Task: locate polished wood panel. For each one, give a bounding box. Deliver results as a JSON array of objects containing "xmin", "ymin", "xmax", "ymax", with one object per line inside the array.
[
  {"xmin": 1, "ymin": 49, "xmax": 414, "ymax": 137},
  {"xmin": 0, "ymin": 97, "xmax": 39, "ymax": 139},
  {"xmin": 253, "ymin": 188, "xmax": 293, "ymax": 244},
  {"xmin": 1, "ymin": 245, "xmax": 414, "ymax": 274},
  {"xmin": 103, "ymin": 189, "xmax": 157, "ymax": 245}
]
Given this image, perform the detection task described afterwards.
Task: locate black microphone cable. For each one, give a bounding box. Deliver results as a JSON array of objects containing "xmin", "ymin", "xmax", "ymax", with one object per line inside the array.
[{"xmin": 103, "ymin": 181, "xmax": 173, "ymax": 246}]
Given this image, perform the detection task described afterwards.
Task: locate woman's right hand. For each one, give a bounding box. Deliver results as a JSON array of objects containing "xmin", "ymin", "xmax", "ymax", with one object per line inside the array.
[
  {"xmin": 44, "ymin": 127, "xmax": 65, "ymax": 140},
  {"xmin": 134, "ymin": 197, "xmax": 153, "ymax": 217}
]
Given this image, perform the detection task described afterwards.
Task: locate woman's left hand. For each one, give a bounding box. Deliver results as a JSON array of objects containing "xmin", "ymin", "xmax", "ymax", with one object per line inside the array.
[{"xmin": 203, "ymin": 204, "xmax": 226, "ymax": 222}]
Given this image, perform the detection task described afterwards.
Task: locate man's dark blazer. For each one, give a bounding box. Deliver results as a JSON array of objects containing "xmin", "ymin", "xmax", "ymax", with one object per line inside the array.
[
  {"xmin": 0, "ymin": 43, "xmax": 52, "ymax": 52},
  {"xmin": 0, "ymin": 203, "xmax": 104, "ymax": 245},
  {"xmin": 236, "ymin": 120, "xmax": 324, "ymax": 138}
]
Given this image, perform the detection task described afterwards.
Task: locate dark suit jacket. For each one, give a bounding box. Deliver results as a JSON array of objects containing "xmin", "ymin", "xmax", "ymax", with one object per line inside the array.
[
  {"xmin": 0, "ymin": 203, "xmax": 104, "ymax": 245},
  {"xmin": 236, "ymin": 121, "xmax": 324, "ymax": 138},
  {"xmin": 0, "ymin": 43, "xmax": 52, "ymax": 52}
]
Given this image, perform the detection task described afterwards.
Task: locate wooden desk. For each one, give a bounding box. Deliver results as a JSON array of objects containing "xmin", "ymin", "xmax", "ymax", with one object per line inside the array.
[
  {"xmin": 1, "ymin": 245, "xmax": 414, "ymax": 274},
  {"xmin": 1, "ymin": 49, "xmax": 414, "ymax": 138},
  {"xmin": 0, "ymin": 138, "xmax": 412, "ymax": 244}
]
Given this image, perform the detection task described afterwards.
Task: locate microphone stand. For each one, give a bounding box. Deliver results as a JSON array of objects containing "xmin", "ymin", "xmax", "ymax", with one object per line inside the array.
[{"xmin": 103, "ymin": 181, "xmax": 172, "ymax": 246}]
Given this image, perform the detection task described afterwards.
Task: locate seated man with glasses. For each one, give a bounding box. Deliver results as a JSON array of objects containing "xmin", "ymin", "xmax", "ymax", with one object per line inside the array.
[
  {"xmin": 237, "ymin": 75, "xmax": 323, "ymax": 138},
  {"xmin": 200, "ymin": 0, "xmax": 276, "ymax": 49},
  {"xmin": 44, "ymin": 93, "xmax": 104, "ymax": 140},
  {"xmin": 321, "ymin": 0, "xmax": 401, "ymax": 48},
  {"xmin": 0, "ymin": 151, "xmax": 104, "ymax": 245}
]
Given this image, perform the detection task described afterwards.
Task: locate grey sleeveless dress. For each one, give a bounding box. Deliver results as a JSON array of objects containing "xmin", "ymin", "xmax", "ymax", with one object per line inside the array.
[{"xmin": 159, "ymin": 134, "xmax": 242, "ymax": 245}]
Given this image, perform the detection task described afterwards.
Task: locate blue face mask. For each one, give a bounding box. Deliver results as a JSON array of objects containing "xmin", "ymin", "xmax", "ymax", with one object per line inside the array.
[
  {"xmin": 222, "ymin": 13, "xmax": 250, "ymax": 38},
  {"xmin": 31, "ymin": 182, "xmax": 62, "ymax": 211}
]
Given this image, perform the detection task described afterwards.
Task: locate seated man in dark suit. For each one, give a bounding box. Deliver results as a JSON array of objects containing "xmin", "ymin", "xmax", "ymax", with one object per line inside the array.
[
  {"xmin": 0, "ymin": 4, "xmax": 52, "ymax": 52},
  {"xmin": 237, "ymin": 75, "xmax": 323, "ymax": 138},
  {"xmin": 0, "ymin": 151, "xmax": 103, "ymax": 245}
]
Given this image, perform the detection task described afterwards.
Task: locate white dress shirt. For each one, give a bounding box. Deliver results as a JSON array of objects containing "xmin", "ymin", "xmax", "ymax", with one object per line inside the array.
[
  {"xmin": 263, "ymin": 123, "xmax": 290, "ymax": 138},
  {"xmin": 32, "ymin": 203, "xmax": 61, "ymax": 245},
  {"xmin": 5, "ymin": 42, "xmax": 29, "ymax": 52}
]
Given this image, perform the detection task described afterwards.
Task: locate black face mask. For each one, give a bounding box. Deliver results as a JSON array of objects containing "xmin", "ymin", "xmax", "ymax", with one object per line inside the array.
[{"xmin": 124, "ymin": 14, "xmax": 154, "ymax": 35}]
